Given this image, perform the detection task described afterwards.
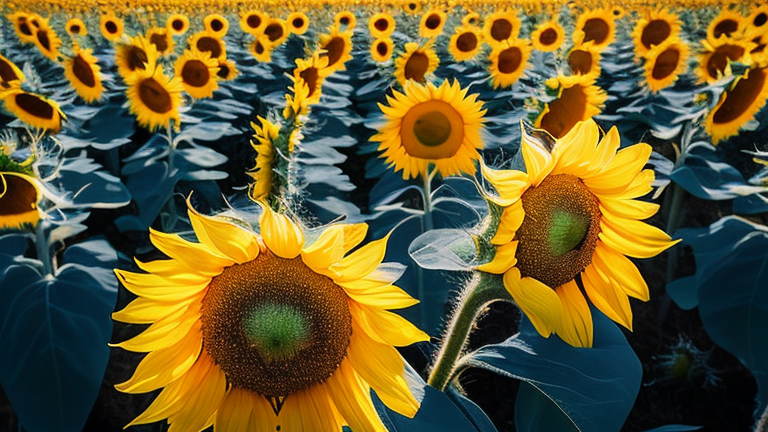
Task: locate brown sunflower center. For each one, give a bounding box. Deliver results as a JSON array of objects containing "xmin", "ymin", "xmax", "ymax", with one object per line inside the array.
[
  {"xmin": 713, "ymin": 19, "xmax": 738, "ymax": 38},
  {"xmin": 19, "ymin": 22, "xmax": 33, "ymax": 36},
  {"xmin": 265, "ymin": 23, "xmax": 284, "ymax": 42},
  {"xmin": 712, "ymin": 67, "xmax": 768, "ymax": 124},
  {"xmin": 217, "ymin": 63, "xmax": 230, "ymax": 79},
  {"xmin": 490, "ymin": 18, "xmax": 512, "ymax": 41},
  {"xmin": 172, "ymin": 19, "xmax": 185, "ymax": 32},
  {"xmin": 36, "ymin": 30, "xmax": 51, "ymax": 51},
  {"xmin": 568, "ymin": 49, "xmax": 593, "ymax": 75},
  {"xmin": 197, "ymin": 37, "xmax": 223, "ymax": 59},
  {"xmin": 652, "ymin": 47, "xmax": 680, "ymax": 80},
  {"xmin": 0, "ymin": 59, "xmax": 21, "ymax": 83},
  {"xmin": 404, "ymin": 51, "xmax": 429, "ymax": 82},
  {"xmin": 401, "ymin": 100, "xmax": 464, "ymax": 159},
  {"xmin": 105, "ymin": 20, "xmax": 118, "ymax": 34},
  {"xmin": 299, "ymin": 66, "xmax": 320, "ymax": 97},
  {"xmin": 582, "ymin": 18, "xmax": 610, "ymax": 45},
  {"xmin": 425, "ymin": 14, "xmax": 441, "ymax": 30},
  {"xmin": 69, "ymin": 24, "xmax": 81, "ymax": 34},
  {"xmin": 181, "ymin": 60, "xmax": 210, "ymax": 87},
  {"xmin": 539, "ymin": 27, "xmax": 558, "ymax": 46},
  {"xmin": 707, "ymin": 44, "xmax": 745, "ymax": 80},
  {"xmin": 150, "ymin": 33, "xmax": 169, "ymax": 53},
  {"xmin": 210, "ymin": 18, "xmax": 224, "ymax": 32},
  {"xmin": 254, "ymin": 40, "xmax": 265, "ymax": 55},
  {"xmin": 755, "ymin": 12, "xmax": 768, "ymax": 27},
  {"xmin": 0, "ymin": 174, "xmax": 38, "ymax": 217},
  {"xmin": 514, "ymin": 174, "xmax": 601, "ymax": 288},
  {"xmin": 497, "ymin": 46, "xmax": 523, "ymax": 74},
  {"xmin": 322, "ymin": 37, "xmax": 345, "ymax": 67},
  {"xmin": 126, "ymin": 46, "xmax": 148, "ymax": 71},
  {"xmin": 539, "ymin": 84, "xmax": 589, "ymax": 138},
  {"xmin": 247, "ymin": 14, "xmax": 261, "ymax": 29},
  {"xmin": 376, "ymin": 41, "xmax": 389, "ymax": 56},
  {"xmin": 456, "ymin": 32, "xmax": 478, "ymax": 52},
  {"xmin": 73, "ymin": 55, "xmax": 96, "ymax": 87},
  {"xmin": 15, "ymin": 93, "xmax": 54, "ymax": 119},
  {"xmin": 641, "ymin": 19, "xmax": 671, "ymax": 49},
  {"xmin": 292, "ymin": 17, "xmax": 305, "ymax": 29},
  {"xmin": 138, "ymin": 78, "xmax": 173, "ymax": 114},
  {"xmin": 339, "ymin": 16, "xmax": 350, "ymax": 26},
  {"xmin": 374, "ymin": 18, "xmax": 389, "ymax": 32},
  {"xmin": 200, "ymin": 249, "xmax": 352, "ymax": 397}
]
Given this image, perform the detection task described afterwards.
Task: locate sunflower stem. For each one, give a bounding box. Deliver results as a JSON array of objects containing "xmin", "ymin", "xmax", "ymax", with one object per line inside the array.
[
  {"xmin": 421, "ymin": 166, "xmax": 435, "ymax": 232},
  {"xmin": 665, "ymin": 181, "xmax": 685, "ymax": 236},
  {"xmin": 427, "ymin": 272, "xmax": 508, "ymax": 391},
  {"xmin": 35, "ymin": 220, "xmax": 54, "ymax": 277},
  {"xmin": 164, "ymin": 124, "xmax": 179, "ymax": 231}
]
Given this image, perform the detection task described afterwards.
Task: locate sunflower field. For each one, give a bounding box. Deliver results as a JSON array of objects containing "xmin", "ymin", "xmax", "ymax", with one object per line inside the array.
[{"xmin": 1, "ymin": 0, "xmax": 768, "ymax": 431}]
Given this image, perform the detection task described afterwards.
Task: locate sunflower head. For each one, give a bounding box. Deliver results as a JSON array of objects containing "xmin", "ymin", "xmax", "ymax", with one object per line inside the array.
[
  {"xmin": 531, "ymin": 19, "xmax": 565, "ymax": 52},
  {"xmin": 335, "ymin": 10, "xmax": 356, "ymax": 30},
  {"xmin": 100, "ymin": 12, "xmax": 124, "ymax": 42},
  {"xmin": 462, "ymin": 11, "xmax": 480, "ymax": 27},
  {"xmin": 216, "ymin": 58, "xmax": 239, "ymax": 81},
  {"xmin": 292, "ymin": 52, "xmax": 331, "ymax": 105},
  {"xmin": 488, "ymin": 38, "xmax": 532, "ymax": 89},
  {"xmin": 534, "ymin": 74, "xmax": 607, "ymax": 139},
  {"xmin": 0, "ymin": 89, "xmax": 66, "ymax": 132},
  {"xmin": 287, "ymin": 11, "xmax": 310, "ymax": 35},
  {"xmin": 644, "ymin": 38, "xmax": 689, "ymax": 93},
  {"xmin": 189, "ymin": 30, "xmax": 227, "ymax": 61},
  {"xmin": 65, "ymin": 17, "xmax": 87, "ymax": 37},
  {"xmin": 696, "ymin": 37, "xmax": 753, "ymax": 84},
  {"xmin": 115, "ymin": 35, "xmax": 159, "ymax": 81},
  {"xmin": 394, "ymin": 42, "xmax": 440, "ymax": 86},
  {"xmin": 707, "ymin": 9, "xmax": 744, "ymax": 41},
  {"xmin": 0, "ymin": 171, "xmax": 41, "ymax": 230},
  {"xmin": 419, "ymin": 9, "xmax": 447, "ymax": 39},
  {"xmin": 9, "ymin": 12, "xmax": 37, "ymax": 44},
  {"xmin": 567, "ymin": 41, "xmax": 602, "ymax": 79},
  {"xmin": 372, "ymin": 79, "xmax": 486, "ymax": 179},
  {"xmin": 65, "ymin": 46, "xmax": 104, "ymax": 103},
  {"xmin": 166, "ymin": 13, "xmax": 190, "ymax": 36},
  {"xmin": 705, "ymin": 65, "xmax": 768, "ymax": 144},
  {"xmin": 248, "ymin": 116, "xmax": 280, "ymax": 201},
  {"xmin": 369, "ymin": 12, "xmax": 396, "ymax": 38},
  {"xmin": 448, "ymin": 25, "xmax": 482, "ymax": 62},
  {"xmin": 240, "ymin": 10, "xmax": 267, "ymax": 35},
  {"xmin": 632, "ymin": 9, "xmax": 681, "ymax": 58},
  {"xmin": 175, "ymin": 49, "xmax": 219, "ymax": 99},
  {"xmin": 124, "ymin": 65, "xmax": 184, "ymax": 132},
  {"xmin": 250, "ymin": 37, "xmax": 273, "ymax": 62},
  {"xmin": 483, "ymin": 10, "xmax": 521, "ymax": 48},
  {"xmin": 371, "ymin": 37, "xmax": 395, "ymax": 62},
  {"xmin": 113, "ymin": 201, "xmax": 427, "ymax": 431},
  {"xmin": 284, "ymin": 81, "xmax": 311, "ymax": 120},
  {"xmin": 262, "ymin": 19, "xmax": 289, "ymax": 46},
  {"xmin": 204, "ymin": 13, "xmax": 229, "ymax": 37},
  {"xmin": 479, "ymin": 119, "xmax": 678, "ymax": 347},
  {"xmin": 573, "ymin": 8, "xmax": 615, "ymax": 50},
  {"xmin": 0, "ymin": 54, "xmax": 25, "ymax": 88},
  {"xmin": 147, "ymin": 27, "xmax": 174, "ymax": 56},
  {"xmin": 318, "ymin": 26, "xmax": 354, "ymax": 73},
  {"xmin": 32, "ymin": 18, "xmax": 62, "ymax": 61}
]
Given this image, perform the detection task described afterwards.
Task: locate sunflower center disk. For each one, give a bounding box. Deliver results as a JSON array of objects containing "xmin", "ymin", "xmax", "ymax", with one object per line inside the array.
[
  {"xmin": 514, "ymin": 174, "xmax": 601, "ymax": 288},
  {"xmin": 401, "ymin": 100, "xmax": 464, "ymax": 159},
  {"xmin": 201, "ymin": 249, "xmax": 352, "ymax": 397},
  {"xmin": 413, "ymin": 111, "xmax": 451, "ymax": 147}
]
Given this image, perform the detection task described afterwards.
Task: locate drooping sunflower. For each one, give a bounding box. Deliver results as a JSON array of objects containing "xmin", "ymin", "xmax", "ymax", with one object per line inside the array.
[
  {"xmin": 419, "ymin": 9, "xmax": 447, "ymax": 39},
  {"xmin": 32, "ymin": 18, "xmax": 62, "ymax": 61},
  {"xmin": 318, "ymin": 27, "xmax": 354, "ymax": 73},
  {"xmin": 335, "ymin": 10, "xmax": 356, "ymax": 30},
  {"xmin": 531, "ymin": 19, "xmax": 565, "ymax": 52},
  {"xmin": 100, "ymin": 12, "xmax": 124, "ymax": 42},
  {"xmin": 535, "ymin": 74, "xmax": 608, "ymax": 139},
  {"xmin": 394, "ymin": 42, "xmax": 440, "ymax": 86},
  {"xmin": 64, "ymin": 46, "xmax": 104, "ymax": 103},
  {"xmin": 66, "ymin": 17, "xmax": 87, "ymax": 37},
  {"xmin": 240, "ymin": 10, "xmax": 267, "ymax": 35},
  {"xmin": 9, "ymin": 12, "xmax": 36, "ymax": 45},
  {"xmin": 0, "ymin": 171, "xmax": 41, "ymax": 230},
  {"xmin": 189, "ymin": 30, "xmax": 227, "ymax": 60},
  {"xmin": 216, "ymin": 58, "xmax": 239, "ymax": 81},
  {"xmin": 124, "ymin": 65, "xmax": 183, "ymax": 132},
  {"xmin": 705, "ymin": 66, "xmax": 768, "ymax": 144},
  {"xmin": 113, "ymin": 201, "xmax": 427, "ymax": 431},
  {"xmin": 147, "ymin": 27, "xmax": 174, "ymax": 57},
  {"xmin": 115, "ymin": 35, "xmax": 158, "ymax": 81},
  {"xmin": 632, "ymin": 9, "xmax": 681, "ymax": 59},
  {"xmin": 166, "ymin": 13, "xmax": 190, "ymax": 36},
  {"xmin": 567, "ymin": 42, "xmax": 602, "ymax": 79},
  {"xmin": 369, "ymin": 12, "xmax": 396, "ymax": 38},
  {"xmin": 248, "ymin": 116, "xmax": 279, "ymax": 201},
  {"xmin": 0, "ymin": 54, "xmax": 25, "ymax": 87},
  {"xmin": 448, "ymin": 25, "xmax": 482, "ymax": 61},
  {"xmin": 1, "ymin": 89, "xmax": 65, "ymax": 132},
  {"xmin": 204, "ymin": 13, "xmax": 229, "ymax": 37},
  {"xmin": 292, "ymin": 53, "xmax": 331, "ymax": 105},
  {"xmin": 644, "ymin": 38, "xmax": 689, "ymax": 93},
  {"xmin": 488, "ymin": 39, "xmax": 531, "ymax": 89},
  {"xmin": 483, "ymin": 10, "xmax": 521, "ymax": 48},
  {"xmin": 696, "ymin": 37, "xmax": 753, "ymax": 84},
  {"xmin": 478, "ymin": 119, "xmax": 678, "ymax": 347},
  {"xmin": 371, "ymin": 37, "xmax": 394, "ymax": 63},
  {"xmin": 371, "ymin": 79, "xmax": 486, "ymax": 180},
  {"xmin": 573, "ymin": 8, "xmax": 615, "ymax": 51},
  {"xmin": 175, "ymin": 50, "xmax": 219, "ymax": 99},
  {"xmin": 287, "ymin": 11, "xmax": 310, "ymax": 35},
  {"xmin": 250, "ymin": 38, "xmax": 273, "ymax": 62},
  {"xmin": 707, "ymin": 9, "xmax": 744, "ymax": 41}
]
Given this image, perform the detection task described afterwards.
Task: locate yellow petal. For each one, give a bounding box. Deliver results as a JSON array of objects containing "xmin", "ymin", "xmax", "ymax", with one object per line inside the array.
[
  {"xmin": 328, "ymin": 234, "xmax": 390, "ymax": 282},
  {"xmin": 592, "ymin": 242, "xmax": 650, "ymax": 301},
  {"xmin": 554, "ymin": 281, "xmax": 593, "ymax": 348},
  {"xmin": 522, "ymin": 136, "xmax": 555, "ymax": 187},
  {"xmin": 351, "ymin": 301, "xmax": 430, "ymax": 346},
  {"xmin": 188, "ymin": 204, "xmax": 259, "ymax": 264},
  {"xmin": 491, "ymin": 200, "xmax": 524, "ymax": 245},
  {"xmin": 581, "ymin": 263, "xmax": 633, "ymax": 330},
  {"xmin": 166, "ymin": 354, "xmax": 227, "ymax": 432},
  {"xmin": 112, "ymin": 296, "xmax": 195, "ymax": 324},
  {"xmin": 503, "ymin": 267, "xmax": 561, "ymax": 337},
  {"xmin": 583, "ymin": 144, "xmax": 652, "ymax": 195},
  {"xmin": 115, "ymin": 306, "xmax": 200, "ymax": 352},
  {"xmin": 599, "ymin": 214, "xmax": 679, "ymax": 259},
  {"xmin": 477, "ymin": 241, "xmax": 518, "ymax": 274},
  {"xmin": 342, "ymin": 282, "xmax": 419, "ymax": 310},
  {"xmin": 599, "ymin": 198, "xmax": 659, "ymax": 221},
  {"xmin": 301, "ymin": 223, "xmax": 368, "ymax": 272},
  {"xmin": 480, "ymin": 161, "xmax": 529, "ymax": 206},
  {"xmin": 215, "ymin": 388, "xmax": 277, "ymax": 432},
  {"xmin": 115, "ymin": 269, "xmax": 209, "ymax": 301},
  {"xmin": 605, "ymin": 169, "xmax": 655, "ymax": 200},
  {"xmin": 259, "ymin": 203, "xmax": 304, "ymax": 259},
  {"xmin": 149, "ymin": 228, "xmax": 233, "ymax": 274},
  {"xmin": 325, "ymin": 360, "xmax": 388, "ymax": 432},
  {"xmin": 346, "ymin": 320, "xmax": 419, "ymax": 418},
  {"xmin": 553, "ymin": 120, "xmax": 599, "ymax": 174},
  {"xmin": 282, "ymin": 385, "xmax": 341, "ymax": 432},
  {"xmin": 583, "ymin": 125, "xmax": 620, "ymax": 177}
]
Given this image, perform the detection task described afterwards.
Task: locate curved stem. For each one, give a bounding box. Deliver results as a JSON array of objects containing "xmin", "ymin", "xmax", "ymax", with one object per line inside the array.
[
  {"xmin": 35, "ymin": 220, "xmax": 53, "ymax": 277},
  {"xmin": 427, "ymin": 272, "xmax": 508, "ymax": 391},
  {"xmin": 422, "ymin": 166, "xmax": 435, "ymax": 232}
]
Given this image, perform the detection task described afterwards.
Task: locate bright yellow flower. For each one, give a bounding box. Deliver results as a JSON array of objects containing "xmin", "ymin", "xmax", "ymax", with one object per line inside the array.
[
  {"xmin": 0, "ymin": 54, "xmax": 25, "ymax": 87},
  {"xmin": 483, "ymin": 10, "xmax": 521, "ymax": 48},
  {"xmin": 100, "ymin": 12, "xmax": 124, "ymax": 42},
  {"xmin": 369, "ymin": 12, "xmax": 396, "ymax": 38},
  {"xmin": 707, "ymin": 9, "xmax": 744, "ymax": 41},
  {"xmin": 166, "ymin": 13, "xmax": 190, "ymax": 36},
  {"xmin": 448, "ymin": 25, "xmax": 483, "ymax": 62},
  {"xmin": 318, "ymin": 26, "xmax": 354, "ymax": 73},
  {"xmin": 287, "ymin": 11, "xmax": 310, "ymax": 35},
  {"xmin": 248, "ymin": 116, "xmax": 279, "ymax": 201},
  {"xmin": 291, "ymin": 52, "xmax": 331, "ymax": 106},
  {"xmin": 0, "ymin": 172, "xmax": 41, "ymax": 230},
  {"xmin": 240, "ymin": 10, "xmax": 267, "ymax": 35},
  {"xmin": 644, "ymin": 38, "xmax": 689, "ymax": 93},
  {"xmin": 125, "ymin": 65, "xmax": 183, "ymax": 132},
  {"xmin": 535, "ymin": 74, "xmax": 607, "ymax": 139},
  {"xmin": 419, "ymin": 9, "xmax": 447, "ymax": 39},
  {"xmin": 115, "ymin": 35, "xmax": 159, "ymax": 81},
  {"xmin": 696, "ymin": 37, "xmax": 753, "ymax": 84},
  {"xmin": 488, "ymin": 38, "xmax": 531, "ymax": 89},
  {"xmin": 706, "ymin": 65, "xmax": 768, "ymax": 144},
  {"xmin": 531, "ymin": 19, "xmax": 565, "ymax": 52},
  {"xmin": 632, "ymin": 9, "xmax": 682, "ymax": 59},
  {"xmin": 335, "ymin": 10, "xmax": 356, "ymax": 30},
  {"xmin": 175, "ymin": 50, "xmax": 219, "ymax": 99},
  {"xmin": 567, "ymin": 41, "xmax": 602, "ymax": 80},
  {"xmin": 393, "ymin": 42, "xmax": 439, "ymax": 86},
  {"xmin": 204, "ymin": 13, "xmax": 229, "ymax": 38},
  {"xmin": 65, "ymin": 17, "xmax": 87, "ymax": 37},
  {"xmin": 573, "ymin": 8, "xmax": 615, "ymax": 51},
  {"xmin": 189, "ymin": 31, "xmax": 227, "ymax": 61},
  {"xmin": 64, "ymin": 46, "xmax": 104, "ymax": 103},
  {"xmin": 0, "ymin": 89, "xmax": 65, "ymax": 132},
  {"xmin": 371, "ymin": 37, "xmax": 395, "ymax": 62}
]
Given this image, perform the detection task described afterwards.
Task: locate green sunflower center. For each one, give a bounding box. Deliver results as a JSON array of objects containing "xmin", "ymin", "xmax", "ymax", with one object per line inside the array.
[
  {"xmin": 243, "ymin": 304, "xmax": 310, "ymax": 362},
  {"xmin": 414, "ymin": 111, "xmax": 451, "ymax": 147},
  {"xmin": 514, "ymin": 174, "xmax": 601, "ymax": 288}
]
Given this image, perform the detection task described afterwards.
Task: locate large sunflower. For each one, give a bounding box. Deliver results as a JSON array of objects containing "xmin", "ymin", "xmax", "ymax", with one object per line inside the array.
[
  {"xmin": 291, "ymin": 53, "xmax": 331, "ymax": 106},
  {"xmin": 0, "ymin": 89, "xmax": 65, "ymax": 132},
  {"xmin": 124, "ymin": 65, "xmax": 183, "ymax": 132},
  {"xmin": 478, "ymin": 119, "xmax": 678, "ymax": 347},
  {"xmin": 696, "ymin": 37, "xmax": 753, "ymax": 84},
  {"xmin": 488, "ymin": 39, "xmax": 532, "ymax": 89},
  {"xmin": 483, "ymin": 10, "xmax": 521, "ymax": 48},
  {"xmin": 318, "ymin": 26, "xmax": 354, "ymax": 73},
  {"xmin": 113, "ymin": 202, "xmax": 427, "ymax": 431},
  {"xmin": 240, "ymin": 10, "xmax": 266, "ymax": 35},
  {"xmin": 371, "ymin": 80, "xmax": 486, "ymax": 180},
  {"xmin": 644, "ymin": 38, "xmax": 689, "ymax": 93},
  {"xmin": 419, "ymin": 9, "xmax": 447, "ymax": 39},
  {"xmin": 573, "ymin": 8, "xmax": 615, "ymax": 51},
  {"xmin": 394, "ymin": 42, "xmax": 440, "ymax": 86},
  {"xmin": 100, "ymin": 12, "xmax": 124, "ymax": 42},
  {"xmin": 705, "ymin": 65, "xmax": 768, "ymax": 144},
  {"xmin": 115, "ymin": 35, "xmax": 159, "ymax": 81},
  {"xmin": 204, "ymin": 13, "xmax": 229, "ymax": 38},
  {"xmin": 175, "ymin": 50, "xmax": 219, "ymax": 99},
  {"xmin": 535, "ymin": 74, "xmax": 607, "ymax": 139},
  {"xmin": 262, "ymin": 19, "xmax": 289, "ymax": 47},
  {"xmin": 531, "ymin": 19, "xmax": 565, "ymax": 52},
  {"xmin": 0, "ymin": 54, "xmax": 25, "ymax": 87},
  {"xmin": 632, "ymin": 9, "xmax": 681, "ymax": 59},
  {"xmin": 64, "ymin": 46, "xmax": 104, "ymax": 103},
  {"xmin": 448, "ymin": 25, "xmax": 482, "ymax": 62},
  {"xmin": 0, "ymin": 171, "xmax": 41, "ymax": 230}
]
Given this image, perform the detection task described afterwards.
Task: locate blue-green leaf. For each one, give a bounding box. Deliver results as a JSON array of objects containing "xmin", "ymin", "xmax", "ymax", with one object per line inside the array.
[{"xmin": 515, "ymin": 382, "xmax": 578, "ymax": 432}]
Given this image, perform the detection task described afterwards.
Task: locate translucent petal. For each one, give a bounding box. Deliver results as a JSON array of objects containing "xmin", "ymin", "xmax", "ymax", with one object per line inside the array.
[
  {"xmin": 584, "ymin": 144, "xmax": 652, "ymax": 195},
  {"xmin": 115, "ymin": 269, "xmax": 209, "ymax": 301},
  {"xmin": 167, "ymin": 354, "xmax": 227, "ymax": 432},
  {"xmin": 480, "ymin": 162, "xmax": 529, "ymax": 206},
  {"xmin": 188, "ymin": 205, "xmax": 259, "ymax": 264},
  {"xmin": 522, "ymin": 137, "xmax": 555, "ymax": 187},
  {"xmin": 599, "ymin": 198, "xmax": 659, "ymax": 221},
  {"xmin": 302, "ymin": 223, "xmax": 367, "ymax": 272},
  {"xmin": 149, "ymin": 229, "xmax": 232, "ymax": 274},
  {"xmin": 115, "ymin": 306, "xmax": 200, "ymax": 352},
  {"xmin": 112, "ymin": 295, "xmax": 195, "ymax": 324},
  {"xmin": 491, "ymin": 200, "xmax": 524, "ymax": 245},
  {"xmin": 599, "ymin": 214, "xmax": 678, "ymax": 259},
  {"xmin": 342, "ymin": 282, "xmax": 418, "ymax": 309},
  {"xmin": 328, "ymin": 234, "xmax": 390, "ymax": 282}
]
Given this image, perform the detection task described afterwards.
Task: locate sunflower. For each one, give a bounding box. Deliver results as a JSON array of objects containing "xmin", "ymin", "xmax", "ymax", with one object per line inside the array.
[
  {"xmin": 573, "ymin": 8, "xmax": 615, "ymax": 51},
  {"xmin": 707, "ymin": 9, "xmax": 744, "ymax": 41},
  {"xmin": 531, "ymin": 19, "xmax": 565, "ymax": 52},
  {"xmin": 371, "ymin": 79, "xmax": 486, "ymax": 180},
  {"xmin": 32, "ymin": 18, "xmax": 62, "ymax": 61},
  {"xmin": 488, "ymin": 39, "xmax": 531, "ymax": 89},
  {"xmin": 167, "ymin": 13, "xmax": 190, "ymax": 36},
  {"xmin": 100, "ymin": 12, "xmax": 124, "ymax": 42},
  {"xmin": 318, "ymin": 27, "xmax": 353, "ymax": 73},
  {"xmin": 9, "ymin": 12, "xmax": 36, "ymax": 44},
  {"xmin": 292, "ymin": 53, "xmax": 331, "ymax": 105},
  {"xmin": 248, "ymin": 116, "xmax": 279, "ymax": 201},
  {"xmin": 0, "ymin": 54, "xmax": 25, "ymax": 87},
  {"xmin": 705, "ymin": 66, "xmax": 768, "ymax": 144},
  {"xmin": 611, "ymin": 5, "xmax": 626, "ymax": 20},
  {"xmin": 125, "ymin": 65, "xmax": 183, "ymax": 132},
  {"xmin": 644, "ymin": 38, "xmax": 689, "ymax": 93},
  {"xmin": 696, "ymin": 37, "xmax": 753, "ymax": 84},
  {"xmin": 284, "ymin": 81, "xmax": 311, "ymax": 119},
  {"xmin": 419, "ymin": 9, "xmax": 447, "ymax": 39},
  {"xmin": 483, "ymin": 10, "xmax": 521, "ymax": 48},
  {"xmin": 335, "ymin": 10, "xmax": 356, "ymax": 30},
  {"xmin": 567, "ymin": 42, "xmax": 602, "ymax": 79},
  {"xmin": 747, "ymin": 5, "xmax": 768, "ymax": 32},
  {"xmin": 189, "ymin": 31, "xmax": 227, "ymax": 60},
  {"xmin": 371, "ymin": 37, "xmax": 394, "ymax": 62},
  {"xmin": 216, "ymin": 58, "xmax": 239, "ymax": 81},
  {"xmin": 0, "ymin": 171, "xmax": 41, "ymax": 230},
  {"xmin": 147, "ymin": 27, "xmax": 174, "ymax": 57},
  {"xmin": 250, "ymin": 38, "xmax": 273, "ymax": 62},
  {"xmin": 175, "ymin": 50, "xmax": 219, "ymax": 99},
  {"xmin": 287, "ymin": 11, "xmax": 310, "ymax": 35},
  {"xmin": 369, "ymin": 12, "xmax": 396, "ymax": 38},
  {"xmin": 462, "ymin": 11, "xmax": 480, "ymax": 27},
  {"xmin": 403, "ymin": 0, "xmax": 423, "ymax": 15},
  {"xmin": 448, "ymin": 25, "xmax": 482, "ymax": 62},
  {"xmin": 394, "ymin": 42, "xmax": 440, "ymax": 86},
  {"xmin": 535, "ymin": 74, "xmax": 607, "ymax": 139},
  {"xmin": 262, "ymin": 19, "xmax": 289, "ymax": 47},
  {"xmin": 113, "ymin": 201, "xmax": 427, "ymax": 431},
  {"xmin": 115, "ymin": 35, "xmax": 158, "ymax": 81},
  {"xmin": 64, "ymin": 46, "xmax": 104, "ymax": 103},
  {"xmin": 240, "ymin": 10, "xmax": 267, "ymax": 35},
  {"xmin": 0, "ymin": 89, "xmax": 65, "ymax": 132},
  {"xmin": 204, "ymin": 13, "xmax": 229, "ymax": 37},
  {"xmin": 632, "ymin": 9, "xmax": 681, "ymax": 58},
  {"xmin": 478, "ymin": 119, "xmax": 678, "ymax": 347},
  {"xmin": 66, "ymin": 17, "xmax": 87, "ymax": 37}
]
